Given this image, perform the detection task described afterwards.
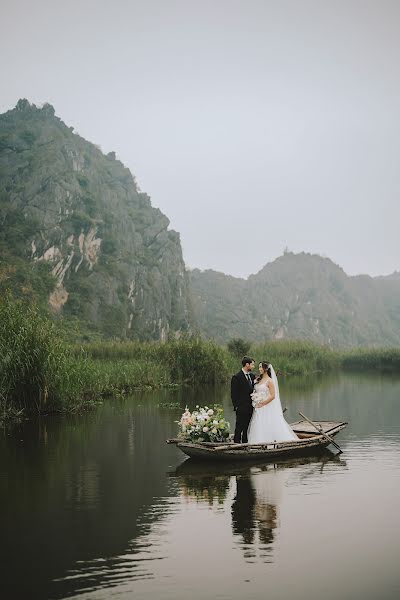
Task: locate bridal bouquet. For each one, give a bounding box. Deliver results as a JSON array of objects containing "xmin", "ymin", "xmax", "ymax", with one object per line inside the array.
[
  {"xmin": 177, "ymin": 405, "xmax": 230, "ymax": 443},
  {"xmin": 251, "ymin": 390, "xmax": 266, "ymax": 408}
]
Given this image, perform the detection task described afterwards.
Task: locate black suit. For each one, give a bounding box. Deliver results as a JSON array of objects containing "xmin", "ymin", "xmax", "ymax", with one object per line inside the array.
[
  {"xmin": 231, "ymin": 370, "xmax": 255, "ymax": 443},
  {"xmin": 231, "ymin": 476, "xmax": 256, "ymax": 544}
]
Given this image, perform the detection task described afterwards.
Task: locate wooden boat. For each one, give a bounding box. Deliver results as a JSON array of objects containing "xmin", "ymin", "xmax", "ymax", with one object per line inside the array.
[{"xmin": 166, "ymin": 419, "xmax": 348, "ymax": 462}]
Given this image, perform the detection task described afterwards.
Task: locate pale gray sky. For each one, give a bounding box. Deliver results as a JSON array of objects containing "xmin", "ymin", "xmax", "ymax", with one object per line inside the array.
[{"xmin": 1, "ymin": 0, "xmax": 399, "ymax": 278}]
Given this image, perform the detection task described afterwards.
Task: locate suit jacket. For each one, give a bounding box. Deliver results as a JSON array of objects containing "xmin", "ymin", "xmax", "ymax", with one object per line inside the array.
[{"xmin": 231, "ymin": 370, "xmax": 255, "ymax": 410}]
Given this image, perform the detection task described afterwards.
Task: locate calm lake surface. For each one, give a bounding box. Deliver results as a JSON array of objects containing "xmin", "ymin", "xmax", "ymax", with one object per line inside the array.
[{"xmin": 1, "ymin": 373, "xmax": 400, "ymax": 600}]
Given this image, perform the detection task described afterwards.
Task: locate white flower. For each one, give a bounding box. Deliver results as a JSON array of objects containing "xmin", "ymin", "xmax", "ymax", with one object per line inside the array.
[
  {"xmin": 207, "ymin": 409, "xmax": 214, "ymax": 416},
  {"xmin": 203, "ymin": 426, "xmax": 209, "ymax": 432},
  {"xmin": 211, "ymin": 428, "xmax": 217, "ymax": 434},
  {"xmin": 212, "ymin": 420, "xmax": 218, "ymax": 425}
]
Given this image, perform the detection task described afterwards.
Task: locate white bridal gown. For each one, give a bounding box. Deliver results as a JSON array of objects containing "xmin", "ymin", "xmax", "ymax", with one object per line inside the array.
[{"xmin": 247, "ymin": 380, "xmax": 298, "ymax": 444}]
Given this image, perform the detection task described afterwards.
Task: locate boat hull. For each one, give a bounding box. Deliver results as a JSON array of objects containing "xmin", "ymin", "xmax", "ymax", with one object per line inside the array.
[{"xmin": 168, "ymin": 421, "xmax": 347, "ymax": 462}]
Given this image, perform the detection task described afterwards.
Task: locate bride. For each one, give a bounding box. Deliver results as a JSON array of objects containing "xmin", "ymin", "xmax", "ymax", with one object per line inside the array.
[{"xmin": 247, "ymin": 362, "xmax": 298, "ymax": 444}]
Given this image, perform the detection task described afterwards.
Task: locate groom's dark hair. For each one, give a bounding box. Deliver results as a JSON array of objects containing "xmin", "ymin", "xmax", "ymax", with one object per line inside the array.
[{"xmin": 241, "ymin": 356, "xmax": 254, "ymax": 367}]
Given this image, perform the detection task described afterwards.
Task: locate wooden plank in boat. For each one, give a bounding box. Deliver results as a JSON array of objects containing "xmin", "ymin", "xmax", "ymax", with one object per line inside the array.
[{"xmin": 291, "ymin": 420, "xmax": 346, "ymax": 435}]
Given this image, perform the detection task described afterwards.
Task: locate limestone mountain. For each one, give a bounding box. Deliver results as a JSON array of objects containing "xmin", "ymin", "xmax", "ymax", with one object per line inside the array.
[
  {"xmin": 0, "ymin": 99, "xmax": 192, "ymax": 340},
  {"xmin": 190, "ymin": 252, "xmax": 400, "ymax": 347}
]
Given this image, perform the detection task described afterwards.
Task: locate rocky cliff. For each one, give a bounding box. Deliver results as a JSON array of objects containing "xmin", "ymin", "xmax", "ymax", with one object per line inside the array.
[
  {"xmin": 190, "ymin": 252, "xmax": 400, "ymax": 347},
  {"xmin": 2, "ymin": 100, "xmax": 399, "ymax": 347},
  {"xmin": 0, "ymin": 99, "xmax": 192, "ymax": 340}
]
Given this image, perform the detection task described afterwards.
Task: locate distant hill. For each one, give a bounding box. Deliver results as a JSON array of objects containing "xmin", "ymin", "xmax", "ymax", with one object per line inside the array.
[
  {"xmin": 0, "ymin": 99, "xmax": 192, "ymax": 340},
  {"xmin": 189, "ymin": 252, "xmax": 400, "ymax": 347},
  {"xmin": 1, "ymin": 100, "xmax": 399, "ymax": 346}
]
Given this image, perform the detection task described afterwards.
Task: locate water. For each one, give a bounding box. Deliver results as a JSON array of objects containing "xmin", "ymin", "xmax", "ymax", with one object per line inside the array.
[{"xmin": 1, "ymin": 373, "xmax": 400, "ymax": 600}]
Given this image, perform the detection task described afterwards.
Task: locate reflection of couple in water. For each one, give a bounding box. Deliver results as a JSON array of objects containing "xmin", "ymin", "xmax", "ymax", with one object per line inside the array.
[{"xmin": 232, "ymin": 467, "xmax": 285, "ymax": 552}]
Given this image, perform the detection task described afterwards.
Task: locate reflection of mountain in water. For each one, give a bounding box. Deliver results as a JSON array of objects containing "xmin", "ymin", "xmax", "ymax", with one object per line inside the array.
[{"xmin": 0, "ymin": 394, "xmax": 181, "ymax": 600}]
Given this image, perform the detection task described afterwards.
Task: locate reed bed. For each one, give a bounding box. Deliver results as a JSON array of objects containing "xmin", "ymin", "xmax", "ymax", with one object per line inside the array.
[
  {"xmin": 2, "ymin": 293, "xmax": 400, "ymax": 426},
  {"xmin": 248, "ymin": 340, "xmax": 340, "ymax": 375},
  {"xmin": 339, "ymin": 347, "xmax": 400, "ymax": 372},
  {"xmin": 72, "ymin": 338, "xmax": 230, "ymax": 385},
  {"xmin": 80, "ymin": 358, "xmax": 172, "ymax": 396},
  {"xmin": 0, "ymin": 296, "xmax": 97, "ymax": 418}
]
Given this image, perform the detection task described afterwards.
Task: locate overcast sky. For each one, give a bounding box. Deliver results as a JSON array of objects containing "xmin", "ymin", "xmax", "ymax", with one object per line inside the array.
[{"xmin": 1, "ymin": 0, "xmax": 399, "ymax": 278}]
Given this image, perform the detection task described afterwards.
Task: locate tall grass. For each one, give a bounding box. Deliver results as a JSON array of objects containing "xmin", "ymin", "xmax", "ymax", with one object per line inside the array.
[
  {"xmin": 72, "ymin": 338, "xmax": 230, "ymax": 384},
  {"xmin": 339, "ymin": 347, "xmax": 400, "ymax": 372},
  {"xmin": 79, "ymin": 358, "xmax": 172, "ymax": 396},
  {"xmin": 249, "ymin": 340, "xmax": 341, "ymax": 375},
  {"xmin": 0, "ymin": 295, "xmax": 97, "ymax": 418},
  {"xmin": 2, "ymin": 290, "xmax": 399, "ymax": 426},
  {"xmin": 0, "ymin": 296, "xmax": 231, "ymax": 422}
]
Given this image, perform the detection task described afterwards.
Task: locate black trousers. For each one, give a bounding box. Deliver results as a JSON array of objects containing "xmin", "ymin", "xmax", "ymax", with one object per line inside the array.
[{"xmin": 234, "ymin": 406, "xmax": 253, "ymax": 443}]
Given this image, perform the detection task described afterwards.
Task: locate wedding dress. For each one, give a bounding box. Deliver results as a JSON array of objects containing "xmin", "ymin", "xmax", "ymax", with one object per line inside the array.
[
  {"xmin": 247, "ymin": 366, "xmax": 298, "ymax": 444},
  {"xmin": 250, "ymin": 466, "xmax": 288, "ymax": 504},
  {"xmin": 250, "ymin": 467, "xmax": 288, "ymax": 547}
]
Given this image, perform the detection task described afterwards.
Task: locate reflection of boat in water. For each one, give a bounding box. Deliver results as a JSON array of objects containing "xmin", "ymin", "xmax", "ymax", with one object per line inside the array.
[
  {"xmin": 167, "ymin": 420, "xmax": 347, "ymax": 462},
  {"xmin": 171, "ymin": 452, "xmax": 347, "ymax": 508},
  {"xmin": 171, "ymin": 453, "xmax": 347, "ymax": 560},
  {"xmin": 172, "ymin": 450, "xmax": 346, "ymax": 477}
]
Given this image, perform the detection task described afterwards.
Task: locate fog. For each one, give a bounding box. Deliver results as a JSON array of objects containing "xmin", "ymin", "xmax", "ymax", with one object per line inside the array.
[{"xmin": 1, "ymin": 0, "xmax": 399, "ymax": 278}]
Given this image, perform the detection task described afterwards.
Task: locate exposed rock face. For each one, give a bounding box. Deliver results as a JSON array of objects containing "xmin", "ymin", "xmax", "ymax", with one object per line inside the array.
[
  {"xmin": 0, "ymin": 100, "xmax": 192, "ymax": 340},
  {"xmin": 2, "ymin": 100, "xmax": 399, "ymax": 347},
  {"xmin": 190, "ymin": 252, "xmax": 400, "ymax": 347}
]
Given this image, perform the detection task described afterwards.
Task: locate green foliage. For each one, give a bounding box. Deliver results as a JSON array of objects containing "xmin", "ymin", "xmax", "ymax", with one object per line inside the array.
[
  {"xmin": 72, "ymin": 338, "xmax": 230, "ymax": 384},
  {"xmin": 98, "ymin": 305, "xmax": 126, "ymax": 338},
  {"xmin": 227, "ymin": 338, "xmax": 251, "ymax": 358},
  {"xmin": 0, "ymin": 294, "xmax": 86, "ymax": 414},
  {"xmin": 0, "ymin": 255, "xmax": 56, "ymax": 307},
  {"xmin": 79, "ymin": 358, "xmax": 171, "ymax": 396},
  {"xmin": 0, "ymin": 197, "xmax": 40, "ymax": 257},
  {"xmin": 20, "ymin": 129, "xmax": 37, "ymax": 146},
  {"xmin": 340, "ymin": 348, "xmax": 400, "ymax": 372},
  {"xmin": 76, "ymin": 174, "xmax": 89, "ymax": 189},
  {"xmin": 62, "ymin": 271, "xmax": 97, "ymax": 320},
  {"xmin": 101, "ymin": 237, "xmax": 117, "ymax": 255},
  {"xmin": 69, "ymin": 210, "xmax": 93, "ymax": 233},
  {"xmin": 157, "ymin": 338, "xmax": 229, "ymax": 384},
  {"xmin": 16, "ymin": 98, "xmax": 31, "ymax": 111},
  {"xmin": 82, "ymin": 193, "xmax": 97, "ymax": 217},
  {"xmin": 249, "ymin": 340, "xmax": 340, "ymax": 375},
  {"xmin": 2, "ymin": 289, "xmax": 399, "ymax": 428}
]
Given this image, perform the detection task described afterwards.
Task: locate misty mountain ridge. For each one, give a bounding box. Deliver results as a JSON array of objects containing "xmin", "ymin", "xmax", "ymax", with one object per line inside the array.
[
  {"xmin": 190, "ymin": 252, "xmax": 400, "ymax": 347},
  {"xmin": 0, "ymin": 99, "xmax": 399, "ymax": 346}
]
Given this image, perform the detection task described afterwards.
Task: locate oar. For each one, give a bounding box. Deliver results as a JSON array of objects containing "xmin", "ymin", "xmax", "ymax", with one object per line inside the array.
[{"xmin": 298, "ymin": 412, "xmax": 342, "ymax": 454}]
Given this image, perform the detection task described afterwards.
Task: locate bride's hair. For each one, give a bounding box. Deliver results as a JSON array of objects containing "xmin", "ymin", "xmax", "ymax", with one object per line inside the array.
[{"xmin": 255, "ymin": 361, "xmax": 272, "ymax": 383}]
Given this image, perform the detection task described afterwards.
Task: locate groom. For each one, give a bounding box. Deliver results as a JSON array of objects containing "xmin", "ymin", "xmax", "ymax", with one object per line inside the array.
[{"xmin": 231, "ymin": 356, "xmax": 256, "ymax": 443}]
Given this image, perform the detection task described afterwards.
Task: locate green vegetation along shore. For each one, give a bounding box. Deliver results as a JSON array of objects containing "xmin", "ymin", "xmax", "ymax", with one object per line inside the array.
[{"xmin": 1, "ymin": 296, "xmax": 400, "ymax": 425}]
